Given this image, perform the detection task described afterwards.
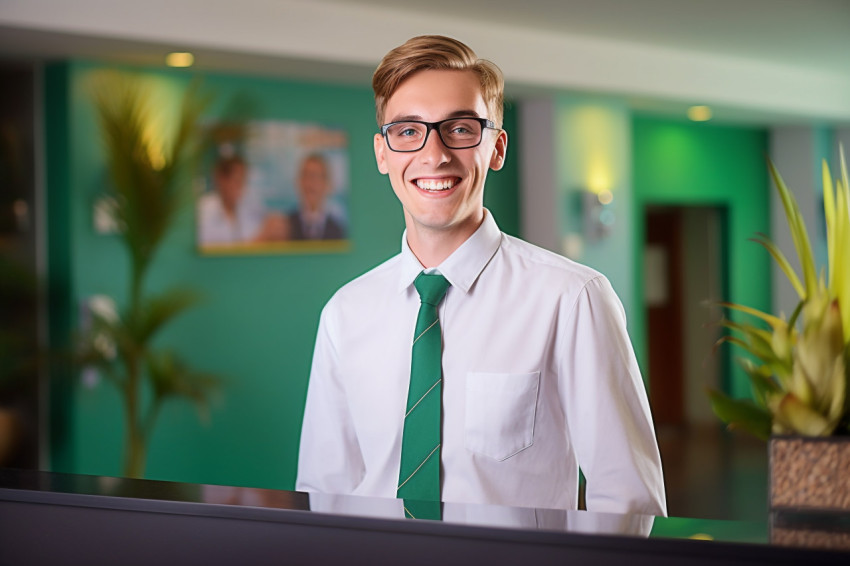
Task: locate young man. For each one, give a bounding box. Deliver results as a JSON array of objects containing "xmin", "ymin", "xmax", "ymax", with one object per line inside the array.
[{"xmin": 296, "ymin": 35, "xmax": 666, "ymax": 517}]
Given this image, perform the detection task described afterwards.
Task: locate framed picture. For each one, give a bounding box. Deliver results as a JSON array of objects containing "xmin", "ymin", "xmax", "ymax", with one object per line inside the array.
[{"xmin": 196, "ymin": 120, "xmax": 350, "ymax": 255}]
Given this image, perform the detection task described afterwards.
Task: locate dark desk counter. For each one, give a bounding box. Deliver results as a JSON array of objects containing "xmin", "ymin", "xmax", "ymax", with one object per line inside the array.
[{"xmin": 0, "ymin": 468, "xmax": 846, "ymax": 565}]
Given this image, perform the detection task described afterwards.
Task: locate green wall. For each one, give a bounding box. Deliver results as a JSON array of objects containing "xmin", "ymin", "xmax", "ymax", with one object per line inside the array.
[
  {"xmin": 631, "ymin": 116, "xmax": 770, "ymax": 400},
  {"xmin": 46, "ymin": 61, "xmax": 519, "ymax": 488}
]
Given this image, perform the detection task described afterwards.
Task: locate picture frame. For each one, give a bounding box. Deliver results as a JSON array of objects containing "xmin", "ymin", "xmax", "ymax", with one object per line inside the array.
[{"xmin": 196, "ymin": 120, "xmax": 350, "ymax": 255}]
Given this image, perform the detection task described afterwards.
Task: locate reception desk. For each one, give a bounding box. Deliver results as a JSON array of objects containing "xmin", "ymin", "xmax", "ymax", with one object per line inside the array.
[{"xmin": 0, "ymin": 468, "xmax": 847, "ymax": 565}]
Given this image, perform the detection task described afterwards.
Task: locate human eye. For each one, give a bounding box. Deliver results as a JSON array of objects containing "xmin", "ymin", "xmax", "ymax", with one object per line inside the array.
[
  {"xmin": 443, "ymin": 119, "xmax": 480, "ymax": 139},
  {"xmin": 388, "ymin": 122, "xmax": 423, "ymax": 138}
]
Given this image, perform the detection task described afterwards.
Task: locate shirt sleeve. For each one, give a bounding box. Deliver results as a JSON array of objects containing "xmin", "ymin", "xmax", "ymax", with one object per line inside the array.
[
  {"xmin": 559, "ymin": 276, "xmax": 667, "ymax": 516},
  {"xmin": 295, "ymin": 301, "xmax": 365, "ymax": 494}
]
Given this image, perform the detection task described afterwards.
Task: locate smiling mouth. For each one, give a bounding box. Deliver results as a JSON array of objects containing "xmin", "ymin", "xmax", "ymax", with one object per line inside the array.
[{"xmin": 415, "ymin": 178, "xmax": 459, "ymax": 192}]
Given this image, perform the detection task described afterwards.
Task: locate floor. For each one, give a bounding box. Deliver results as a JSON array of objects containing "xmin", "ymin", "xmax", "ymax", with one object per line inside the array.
[{"xmin": 656, "ymin": 423, "xmax": 768, "ymax": 521}]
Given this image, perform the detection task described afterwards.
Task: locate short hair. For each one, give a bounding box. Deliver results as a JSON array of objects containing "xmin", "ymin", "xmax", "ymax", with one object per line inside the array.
[
  {"xmin": 300, "ymin": 153, "xmax": 329, "ymax": 176},
  {"xmin": 213, "ymin": 154, "xmax": 246, "ymax": 177},
  {"xmin": 372, "ymin": 35, "xmax": 504, "ymax": 128}
]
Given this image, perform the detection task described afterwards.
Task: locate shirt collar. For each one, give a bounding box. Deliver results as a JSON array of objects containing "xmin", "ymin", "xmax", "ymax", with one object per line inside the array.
[{"xmin": 397, "ymin": 209, "xmax": 502, "ymax": 294}]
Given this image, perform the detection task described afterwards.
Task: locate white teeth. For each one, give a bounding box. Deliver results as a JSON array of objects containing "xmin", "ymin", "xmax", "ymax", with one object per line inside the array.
[{"xmin": 415, "ymin": 179, "xmax": 456, "ymax": 191}]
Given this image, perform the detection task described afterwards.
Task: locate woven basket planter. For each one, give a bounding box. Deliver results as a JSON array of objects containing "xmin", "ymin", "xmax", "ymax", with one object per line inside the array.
[{"xmin": 769, "ymin": 435, "xmax": 850, "ymax": 512}]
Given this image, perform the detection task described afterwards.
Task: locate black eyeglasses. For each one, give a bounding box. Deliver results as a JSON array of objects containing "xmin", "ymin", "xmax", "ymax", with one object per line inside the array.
[{"xmin": 380, "ymin": 117, "xmax": 498, "ymax": 152}]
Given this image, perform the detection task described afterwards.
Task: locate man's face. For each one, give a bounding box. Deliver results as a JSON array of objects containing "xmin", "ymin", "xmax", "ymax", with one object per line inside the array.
[
  {"xmin": 215, "ymin": 163, "xmax": 246, "ymax": 213},
  {"xmin": 298, "ymin": 157, "xmax": 330, "ymax": 213},
  {"xmin": 373, "ymin": 69, "xmax": 507, "ymax": 239}
]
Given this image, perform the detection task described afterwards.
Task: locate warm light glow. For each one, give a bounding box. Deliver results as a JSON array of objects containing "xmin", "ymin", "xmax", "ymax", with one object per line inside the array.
[
  {"xmin": 570, "ymin": 107, "xmax": 618, "ymax": 194},
  {"xmin": 166, "ymin": 52, "xmax": 195, "ymax": 68},
  {"xmin": 586, "ymin": 165, "xmax": 612, "ymax": 194},
  {"xmin": 597, "ymin": 190, "xmax": 614, "ymax": 206},
  {"xmin": 687, "ymin": 105, "xmax": 712, "ymax": 122}
]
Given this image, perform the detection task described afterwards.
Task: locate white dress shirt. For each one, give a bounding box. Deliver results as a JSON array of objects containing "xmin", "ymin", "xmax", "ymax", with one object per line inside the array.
[
  {"xmin": 296, "ymin": 211, "xmax": 667, "ymax": 516},
  {"xmin": 197, "ymin": 191, "xmax": 266, "ymax": 245}
]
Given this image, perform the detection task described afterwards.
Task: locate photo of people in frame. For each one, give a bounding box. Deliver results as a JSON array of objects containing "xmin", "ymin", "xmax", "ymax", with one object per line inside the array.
[{"xmin": 196, "ymin": 120, "xmax": 349, "ymax": 254}]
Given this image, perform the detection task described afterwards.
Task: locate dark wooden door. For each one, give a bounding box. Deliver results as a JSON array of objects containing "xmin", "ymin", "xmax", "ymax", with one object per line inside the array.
[{"xmin": 645, "ymin": 207, "xmax": 685, "ymax": 427}]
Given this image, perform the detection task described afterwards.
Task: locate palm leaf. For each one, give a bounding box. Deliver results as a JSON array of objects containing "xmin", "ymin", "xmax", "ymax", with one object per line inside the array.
[
  {"xmin": 768, "ymin": 159, "xmax": 818, "ymax": 298},
  {"xmin": 822, "ymin": 160, "xmax": 836, "ymax": 289},
  {"xmin": 834, "ymin": 175, "xmax": 850, "ymax": 340},
  {"xmin": 716, "ymin": 319, "xmax": 778, "ymax": 362},
  {"xmin": 91, "ymin": 72, "xmax": 210, "ymax": 295},
  {"xmin": 147, "ymin": 350, "xmax": 221, "ymax": 422},
  {"xmin": 751, "ymin": 234, "xmax": 805, "ymax": 299},
  {"xmin": 131, "ymin": 288, "xmax": 203, "ymax": 345},
  {"xmin": 717, "ymin": 301, "xmax": 786, "ymax": 330}
]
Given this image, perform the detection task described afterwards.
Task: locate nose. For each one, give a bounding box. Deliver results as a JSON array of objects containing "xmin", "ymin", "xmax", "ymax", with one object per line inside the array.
[{"xmin": 418, "ymin": 126, "xmax": 451, "ymax": 165}]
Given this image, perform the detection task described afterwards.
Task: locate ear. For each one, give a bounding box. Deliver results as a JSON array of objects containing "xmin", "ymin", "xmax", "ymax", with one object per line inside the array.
[
  {"xmin": 489, "ymin": 129, "xmax": 508, "ymax": 171},
  {"xmin": 374, "ymin": 133, "xmax": 389, "ymax": 175}
]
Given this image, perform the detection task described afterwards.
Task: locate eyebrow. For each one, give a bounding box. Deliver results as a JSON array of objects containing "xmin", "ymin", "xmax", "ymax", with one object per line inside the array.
[{"xmin": 387, "ymin": 109, "xmax": 482, "ymax": 123}]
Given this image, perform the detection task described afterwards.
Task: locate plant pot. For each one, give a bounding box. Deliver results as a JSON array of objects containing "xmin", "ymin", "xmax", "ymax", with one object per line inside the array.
[{"xmin": 769, "ymin": 435, "xmax": 850, "ymax": 512}]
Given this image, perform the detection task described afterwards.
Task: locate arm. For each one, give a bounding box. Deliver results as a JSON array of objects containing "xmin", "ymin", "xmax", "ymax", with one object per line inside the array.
[
  {"xmin": 296, "ymin": 304, "xmax": 365, "ymax": 494},
  {"xmin": 559, "ymin": 276, "xmax": 667, "ymax": 516}
]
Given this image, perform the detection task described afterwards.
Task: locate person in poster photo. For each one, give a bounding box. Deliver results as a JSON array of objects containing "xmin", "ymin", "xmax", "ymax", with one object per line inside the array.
[{"xmin": 288, "ymin": 153, "xmax": 347, "ymax": 241}]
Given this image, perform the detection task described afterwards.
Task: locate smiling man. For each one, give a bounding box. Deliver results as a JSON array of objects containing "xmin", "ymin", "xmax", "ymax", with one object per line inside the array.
[{"xmin": 296, "ymin": 35, "xmax": 667, "ymax": 518}]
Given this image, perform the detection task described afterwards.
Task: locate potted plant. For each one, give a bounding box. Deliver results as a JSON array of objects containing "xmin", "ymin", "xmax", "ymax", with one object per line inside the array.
[
  {"xmin": 709, "ymin": 149, "xmax": 850, "ymax": 513},
  {"xmin": 77, "ymin": 71, "xmax": 221, "ymax": 478}
]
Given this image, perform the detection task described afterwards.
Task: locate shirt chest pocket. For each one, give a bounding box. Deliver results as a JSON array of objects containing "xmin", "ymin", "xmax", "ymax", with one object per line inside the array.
[{"xmin": 464, "ymin": 371, "xmax": 540, "ymax": 461}]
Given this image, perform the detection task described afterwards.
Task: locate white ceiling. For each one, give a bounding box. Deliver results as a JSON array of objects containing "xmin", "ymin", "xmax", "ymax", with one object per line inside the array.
[
  {"xmin": 1, "ymin": 0, "xmax": 848, "ymax": 125},
  {"xmin": 337, "ymin": 0, "xmax": 850, "ymax": 76}
]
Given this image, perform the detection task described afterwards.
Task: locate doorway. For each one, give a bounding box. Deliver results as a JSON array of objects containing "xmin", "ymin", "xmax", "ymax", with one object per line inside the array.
[{"xmin": 644, "ymin": 205, "xmax": 727, "ymax": 428}]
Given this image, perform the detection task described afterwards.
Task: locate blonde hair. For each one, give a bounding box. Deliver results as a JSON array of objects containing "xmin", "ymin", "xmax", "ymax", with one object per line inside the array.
[{"xmin": 372, "ymin": 35, "xmax": 504, "ymax": 128}]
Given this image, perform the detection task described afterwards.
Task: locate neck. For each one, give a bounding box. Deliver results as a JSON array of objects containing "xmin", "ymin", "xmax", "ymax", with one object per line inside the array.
[
  {"xmin": 405, "ymin": 211, "xmax": 484, "ymax": 268},
  {"xmin": 222, "ymin": 202, "xmax": 238, "ymax": 221}
]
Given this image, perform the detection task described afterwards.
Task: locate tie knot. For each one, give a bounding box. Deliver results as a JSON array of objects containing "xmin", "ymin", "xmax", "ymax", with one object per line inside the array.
[{"xmin": 414, "ymin": 272, "xmax": 450, "ymax": 306}]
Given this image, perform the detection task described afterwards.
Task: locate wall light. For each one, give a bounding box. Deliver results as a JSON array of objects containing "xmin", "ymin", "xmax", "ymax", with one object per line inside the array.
[
  {"xmin": 582, "ymin": 189, "xmax": 615, "ymax": 242},
  {"xmin": 166, "ymin": 52, "xmax": 195, "ymax": 68},
  {"xmin": 687, "ymin": 105, "xmax": 712, "ymax": 122}
]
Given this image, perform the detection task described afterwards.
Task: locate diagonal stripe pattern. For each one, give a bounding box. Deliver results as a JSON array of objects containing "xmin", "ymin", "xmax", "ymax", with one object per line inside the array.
[{"xmin": 398, "ymin": 272, "xmax": 450, "ymax": 516}]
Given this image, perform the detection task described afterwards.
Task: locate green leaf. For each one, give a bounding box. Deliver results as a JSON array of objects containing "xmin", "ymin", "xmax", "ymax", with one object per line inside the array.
[
  {"xmin": 768, "ymin": 159, "xmax": 818, "ymax": 298},
  {"xmin": 718, "ymin": 301, "xmax": 786, "ymax": 330},
  {"xmin": 90, "ymin": 71, "xmax": 211, "ymax": 293},
  {"xmin": 131, "ymin": 288, "xmax": 203, "ymax": 344},
  {"xmin": 771, "ymin": 393, "xmax": 835, "ymax": 436},
  {"xmin": 822, "ymin": 160, "xmax": 836, "ymax": 290},
  {"xmin": 716, "ymin": 318, "xmax": 788, "ymax": 371},
  {"xmin": 146, "ymin": 350, "xmax": 221, "ymax": 422},
  {"xmin": 738, "ymin": 358, "xmax": 781, "ymax": 407},
  {"xmin": 833, "ymin": 176, "xmax": 850, "ymax": 341},
  {"xmin": 707, "ymin": 389, "xmax": 772, "ymax": 440},
  {"xmin": 751, "ymin": 234, "xmax": 805, "ymax": 299}
]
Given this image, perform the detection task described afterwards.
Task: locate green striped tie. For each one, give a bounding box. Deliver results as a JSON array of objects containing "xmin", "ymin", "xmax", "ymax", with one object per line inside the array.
[{"xmin": 398, "ymin": 272, "xmax": 450, "ymax": 520}]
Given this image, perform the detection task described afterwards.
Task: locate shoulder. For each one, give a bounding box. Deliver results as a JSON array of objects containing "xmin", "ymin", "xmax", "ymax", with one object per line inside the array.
[
  {"xmin": 323, "ymin": 254, "xmax": 402, "ymax": 315},
  {"xmin": 492, "ymin": 234, "xmax": 623, "ymax": 318},
  {"xmin": 498, "ymin": 234, "xmax": 605, "ymax": 287}
]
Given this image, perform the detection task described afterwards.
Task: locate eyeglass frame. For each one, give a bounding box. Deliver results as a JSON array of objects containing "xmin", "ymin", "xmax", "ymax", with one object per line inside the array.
[{"xmin": 379, "ymin": 117, "xmax": 499, "ymax": 153}]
